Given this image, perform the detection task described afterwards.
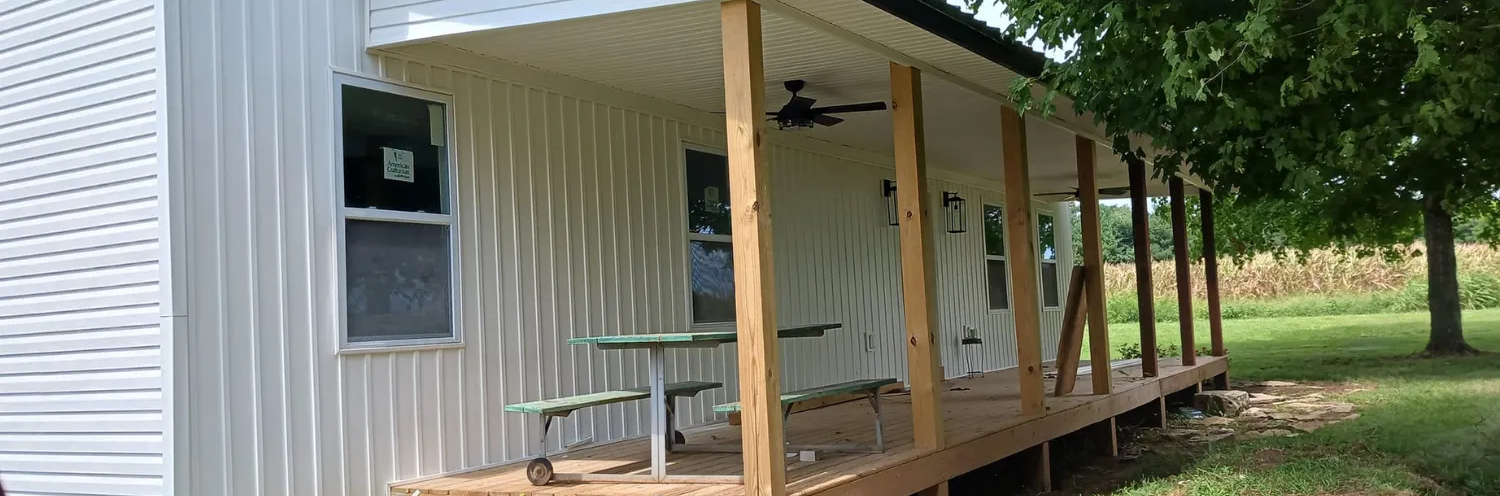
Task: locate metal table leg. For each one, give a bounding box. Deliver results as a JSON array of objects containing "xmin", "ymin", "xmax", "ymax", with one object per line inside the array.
[{"xmin": 648, "ymin": 344, "xmax": 667, "ymax": 482}]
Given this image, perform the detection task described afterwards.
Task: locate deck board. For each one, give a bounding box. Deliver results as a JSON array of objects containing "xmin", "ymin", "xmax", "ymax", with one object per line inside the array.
[{"xmin": 391, "ymin": 356, "xmax": 1226, "ymax": 496}]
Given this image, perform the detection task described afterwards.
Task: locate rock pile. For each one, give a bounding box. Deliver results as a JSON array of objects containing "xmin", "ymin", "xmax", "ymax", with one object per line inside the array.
[{"xmin": 1169, "ymin": 381, "xmax": 1363, "ymax": 442}]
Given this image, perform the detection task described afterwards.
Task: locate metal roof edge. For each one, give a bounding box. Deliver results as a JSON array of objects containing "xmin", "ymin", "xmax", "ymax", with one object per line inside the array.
[{"xmin": 858, "ymin": 0, "xmax": 1047, "ymax": 78}]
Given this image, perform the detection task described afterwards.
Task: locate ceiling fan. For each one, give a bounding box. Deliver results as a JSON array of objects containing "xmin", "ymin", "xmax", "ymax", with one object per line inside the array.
[
  {"xmin": 1035, "ymin": 186, "xmax": 1132, "ymax": 200},
  {"xmin": 767, "ymin": 80, "xmax": 887, "ymax": 130}
]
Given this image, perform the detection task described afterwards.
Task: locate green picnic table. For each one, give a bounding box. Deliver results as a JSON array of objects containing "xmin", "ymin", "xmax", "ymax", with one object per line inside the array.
[{"xmin": 562, "ymin": 323, "xmax": 842, "ymax": 483}]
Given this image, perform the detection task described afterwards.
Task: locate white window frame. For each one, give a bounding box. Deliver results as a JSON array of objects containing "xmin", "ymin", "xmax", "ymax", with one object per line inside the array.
[
  {"xmin": 333, "ymin": 72, "xmax": 463, "ymax": 352},
  {"xmin": 681, "ymin": 142, "xmax": 735, "ymax": 329},
  {"xmin": 1037, "ymin": 211, "xmax": 1061, "ymax": 310},
  {"xmin": 982, "ymin": 202, "xmax": 1011, "ymax": 313}
]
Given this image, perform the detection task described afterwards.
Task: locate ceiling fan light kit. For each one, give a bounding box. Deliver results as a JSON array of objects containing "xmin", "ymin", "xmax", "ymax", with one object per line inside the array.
[{"xmin": 769, "ymin": 80, "xmax": 888, "ymax": 131}]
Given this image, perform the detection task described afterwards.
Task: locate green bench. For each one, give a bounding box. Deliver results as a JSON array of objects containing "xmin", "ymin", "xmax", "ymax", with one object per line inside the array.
[
  {"xmin": 714, "ymin": 378, "xmax": 897, "ymax": 453},
  {"xmin": 505, "ymin": 380, "xmax": 722, "ymax": 480}
]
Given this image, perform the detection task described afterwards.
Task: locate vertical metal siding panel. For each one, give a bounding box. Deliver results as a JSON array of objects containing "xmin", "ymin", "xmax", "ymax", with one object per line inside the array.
[
  {"xmin": 471, "ymin": 76, "xmax": 503, "ymax": 464},
  {"xmin": 498, "ymin": 82, "xmax": 527, "ymax": 462},
  {"xmin": 451, "ymin": 70, "xmax": 481, "ymax": 469}
]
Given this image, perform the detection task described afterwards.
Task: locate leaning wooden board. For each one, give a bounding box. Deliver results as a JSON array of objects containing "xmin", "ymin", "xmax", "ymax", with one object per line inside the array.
[{"xmin": 728, "ymin": 381, "xmax": 905, "ymax": 425}]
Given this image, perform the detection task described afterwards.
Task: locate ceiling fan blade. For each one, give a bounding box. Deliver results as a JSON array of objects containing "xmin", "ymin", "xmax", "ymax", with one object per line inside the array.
[
  {"xmin": 810, "ymin": 101, "xmax": 888, "ymax": 114},
  {"xmin": 786, "ymin": 95, "xmax": 817, "ymax": 111},
  {"xmin": 812, "ymin": 114, "xmax": 844, "ymax": 127},
  {"xmin": 1099, "ymin": 186, "xmax": 1131, "ymax": 196}
]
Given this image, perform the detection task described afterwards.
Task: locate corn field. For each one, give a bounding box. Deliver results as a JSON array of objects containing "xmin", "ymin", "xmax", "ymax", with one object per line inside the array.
[{"xmin": 1102, "ymin": 244, "xmax": 1500, "ymax": 300}]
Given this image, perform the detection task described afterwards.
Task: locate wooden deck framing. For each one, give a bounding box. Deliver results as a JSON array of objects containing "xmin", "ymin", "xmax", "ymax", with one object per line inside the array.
[{"xmin": 391, "ymin": 356, "xmax": 1227, "ymax": 496}]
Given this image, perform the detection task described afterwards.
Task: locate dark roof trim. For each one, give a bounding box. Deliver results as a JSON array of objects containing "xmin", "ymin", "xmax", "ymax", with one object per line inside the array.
[{"xmin": 859, "ymin": 0, "xmax": 1047, "ymax": 78}]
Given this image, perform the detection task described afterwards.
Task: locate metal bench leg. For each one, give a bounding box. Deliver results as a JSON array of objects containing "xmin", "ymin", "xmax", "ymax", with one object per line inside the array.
[
  {"xmin": 664, "ymin": 395, "xmax": 676, "ymax": 452},
  {"xmin": 868, "ymin": 390, "xmax": 884, "ymax": 453},
  {"xmin": 538, "ymin": 415, "xmax": 554, "ymax": 458}
]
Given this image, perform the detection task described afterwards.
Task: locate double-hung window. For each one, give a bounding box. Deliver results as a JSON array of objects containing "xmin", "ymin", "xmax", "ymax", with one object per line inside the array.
[
  {"xmin": 1038, "ymin": 213, "xmax": 1060, "ymax": 308},
  {"xmin": 983, "ymin": 204, "xmax": 1009, "ymax": 311},
  {"xmin": 335, "ymin": 74, "xmax": 459, "ymax": 349},
  {"xmin": 685, "ymin": 148, "xmax": 735, "ymax": 325}
]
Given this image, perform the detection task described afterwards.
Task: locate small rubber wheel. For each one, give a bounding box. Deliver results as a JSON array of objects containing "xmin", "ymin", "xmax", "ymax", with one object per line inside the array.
[
  {"xmin": 526, "ymin": 457, "xmax": 554, "ymax": 486},
  {"xmin": 673, "ymin": 430, "xmax": 687, "ymax": 445}
]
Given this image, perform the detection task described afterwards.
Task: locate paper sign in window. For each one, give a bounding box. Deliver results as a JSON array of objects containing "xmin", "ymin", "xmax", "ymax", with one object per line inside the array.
[{"xmin": 382, "ymin": 147, "xmax": 415, "ymax": 183}]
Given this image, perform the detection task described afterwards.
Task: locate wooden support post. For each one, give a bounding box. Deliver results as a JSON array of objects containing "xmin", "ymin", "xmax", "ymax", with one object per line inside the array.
[
  {"xmin": 1151, "ymin": 395, "xmax": 1168, "ymax": 428},
  {"xmin": 1002, "ymin": 106, "xmax": 1046, "ymax": 416},
  {"xmin": 721, "ymin": 2, "xmax": 785, "ymax": 494},
  {"xmin": 1092, "ymin": 417, "xmax": 1119, "ymax": 457},
  {"xmin": 1202, "ymin": 189, "xmax": 1229, "ymax": 390},
  {"xmin": 1075, "ymin": 136, "xmax": 1112, "ymax": 395},
  {"xmin": 891, "ymin": 62, "xmax": 947, "ymax": 472},
  {"xmin": 1169, "ymin": 177, "xmax": 1196, "ymax": 366},
  {"xmin": 1053, "ymin": 267, "xmax": 1088, "ymax": 396},
  {"xmin": 1021, "ymin": 442, "xmax": 1052, "ymax": 492},
  {"xmin": 1127, "ymin": 157, "xmax": 1159, "ymax": 377},
  {"xmin": 1202, "ymin": 191, "xmax": 1225, "ymax": 356}
]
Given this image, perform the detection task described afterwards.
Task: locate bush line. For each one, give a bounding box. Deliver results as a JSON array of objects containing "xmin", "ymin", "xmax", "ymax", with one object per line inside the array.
[{"xmin": 1106, "ymin": 271, "xmax": 1500, "ymax": 324}]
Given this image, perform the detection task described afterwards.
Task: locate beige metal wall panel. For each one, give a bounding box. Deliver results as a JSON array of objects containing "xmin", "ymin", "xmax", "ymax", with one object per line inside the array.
[{"xmin": 167, "ymin": 1, "xmax": 1072, "ymax": 489}]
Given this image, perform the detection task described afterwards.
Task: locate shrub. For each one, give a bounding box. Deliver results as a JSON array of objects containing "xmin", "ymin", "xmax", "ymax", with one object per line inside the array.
[{"xmin": 1116, "ymin": 342, "xmax": 1181, "ymax": 359}]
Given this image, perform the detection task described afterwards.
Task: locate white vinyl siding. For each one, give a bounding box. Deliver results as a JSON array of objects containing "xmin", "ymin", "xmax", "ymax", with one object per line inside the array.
[{"xmin": 0, "ymin": 0, "xmax": 164, "ymax": 494}]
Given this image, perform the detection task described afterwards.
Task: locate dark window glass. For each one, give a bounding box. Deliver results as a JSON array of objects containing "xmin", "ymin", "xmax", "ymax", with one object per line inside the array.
[
  {"xmin": 1042, "ymin": 262, "xmax": 1060, "ymax": 308},
  {"xmin": 983, "ymin": 205, "xmax": 1005, "ymax": 257},
  {"xmin": 690, "ymin": 240, "xmax": 735, "ymax": 323},
  {"xmin": 346, "ymin": 220, "xmax": 453, "ymax": 342},
  {"xmin": 686, "ymin": 149, "xmax": 731, "ymax": 235},
  {"xmin": 1038, "ymin": 214, "xmax": 1057, "ymax": 260},
  {"xmin": 342, "ymin": 85, "xmax": 449, "ymax": 214},
  {"xmin": 987, "ymin": 259, "xmax": 1009, "ymax": 310}
]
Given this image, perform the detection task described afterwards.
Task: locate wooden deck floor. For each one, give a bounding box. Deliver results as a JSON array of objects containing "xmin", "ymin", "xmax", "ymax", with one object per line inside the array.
[{"xmin": 391, "ymin": 356, "xmax": 1227, "ymax": 496}]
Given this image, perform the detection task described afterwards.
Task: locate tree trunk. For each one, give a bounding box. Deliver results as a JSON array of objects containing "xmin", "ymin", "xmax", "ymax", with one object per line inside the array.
[{"xmin": 1422, "ymin": 193, "xmax": 1478, "ymax": 355}]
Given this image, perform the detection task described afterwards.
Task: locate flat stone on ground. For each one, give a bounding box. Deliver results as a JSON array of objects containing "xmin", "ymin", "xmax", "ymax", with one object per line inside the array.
[
  {"xmin": 1292, "ymin": 421, "xmax": 1325, "ymax": 432},
  {"xmin": 1195, "ymin": 390, "xmax": 1251, "ymax": 417},
  {"xmin": 1248, "ymin": 393, "xmax": 1285, "ymax": 404}
]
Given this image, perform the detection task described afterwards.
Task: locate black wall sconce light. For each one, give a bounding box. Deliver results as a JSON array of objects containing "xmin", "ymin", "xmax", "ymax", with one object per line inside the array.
[
  {"xmin": 882, "ymin": 179, "xmax": 899, "ymax": 226},
  {"xmin": 943, "ymin": 191, "xmax": 967, "ymax": 233}
]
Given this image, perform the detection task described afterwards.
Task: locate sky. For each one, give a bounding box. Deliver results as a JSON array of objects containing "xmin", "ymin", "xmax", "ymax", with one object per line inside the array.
[
  {"xmin": 946, "ymin": 2, "xmax": 1130, "ymax": 208},
  {"xmin": 945, "ymin": 0, "xmax": 1072, "ymax": 62}
]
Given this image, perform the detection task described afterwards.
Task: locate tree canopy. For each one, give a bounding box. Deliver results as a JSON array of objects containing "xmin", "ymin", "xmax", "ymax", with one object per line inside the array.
[{"xmin": 980, "ymin": 0, "xmax": 1500, "ymax": 353}]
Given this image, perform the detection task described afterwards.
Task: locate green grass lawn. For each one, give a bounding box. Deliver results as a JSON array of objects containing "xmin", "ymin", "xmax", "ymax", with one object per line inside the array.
[{"xmin": 1084, "ymin": 309, "xmax": 1500, "ymax": 496}]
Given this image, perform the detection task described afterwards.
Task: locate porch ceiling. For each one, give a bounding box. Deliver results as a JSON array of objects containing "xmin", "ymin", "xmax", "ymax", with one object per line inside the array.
[{"xmin": 435, "ymin": 0, "xmax": 1183, "ymax": 198}]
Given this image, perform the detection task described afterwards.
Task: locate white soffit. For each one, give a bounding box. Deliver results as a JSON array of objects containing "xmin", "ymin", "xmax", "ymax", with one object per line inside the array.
[{"xmin": 436, "ymin": 1, "xmax": 1178, "ymax": 195}]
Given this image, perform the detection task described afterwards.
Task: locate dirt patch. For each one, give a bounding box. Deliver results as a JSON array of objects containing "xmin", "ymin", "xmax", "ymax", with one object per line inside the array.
[
  {"xmin": 1043, "ymin": 381, "xmax": 1374, "ymax": 496},
  {"xmin": 1253, "ymin": 448, "xmax": 1287, "ymax": 469}
]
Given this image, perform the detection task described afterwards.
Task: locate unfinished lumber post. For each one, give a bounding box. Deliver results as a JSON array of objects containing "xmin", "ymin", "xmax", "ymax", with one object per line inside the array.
[
  {"xmin": 1127, "ymin": 156, "xmax": 1159, "ymax": 377},
  {"xmin": 1053, "ymin": 266, "xmax": 1088, "ymax": 396},
  {"xmin": 1075, "ymin": 136, "xmax": 1113, "ymax": 394},
  {"xmin": 1002, "ymin": 106, "xmax": 1046, "ymax": 416},
  {"xmin": 721, "ymin": 2, "xmax": 785, "ymax": 494},
  {"xmin": 1093, "ymin": 417, "xmax": 1119, "ymax": 457},
  {"xmin": 1021, "ymin": 442, "xmax": 1053, "ymax": 492},
  {"xmin": 1202, "ymin": 189, "xmax": 1229, "ymax": 389},
  {"xmin": 890, "ymin": 62, "xmax": 947, "ymax": 496},
  {"xmin": 1170, "ymin": 177, "xmax": 1196, "ymax": 366}
]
